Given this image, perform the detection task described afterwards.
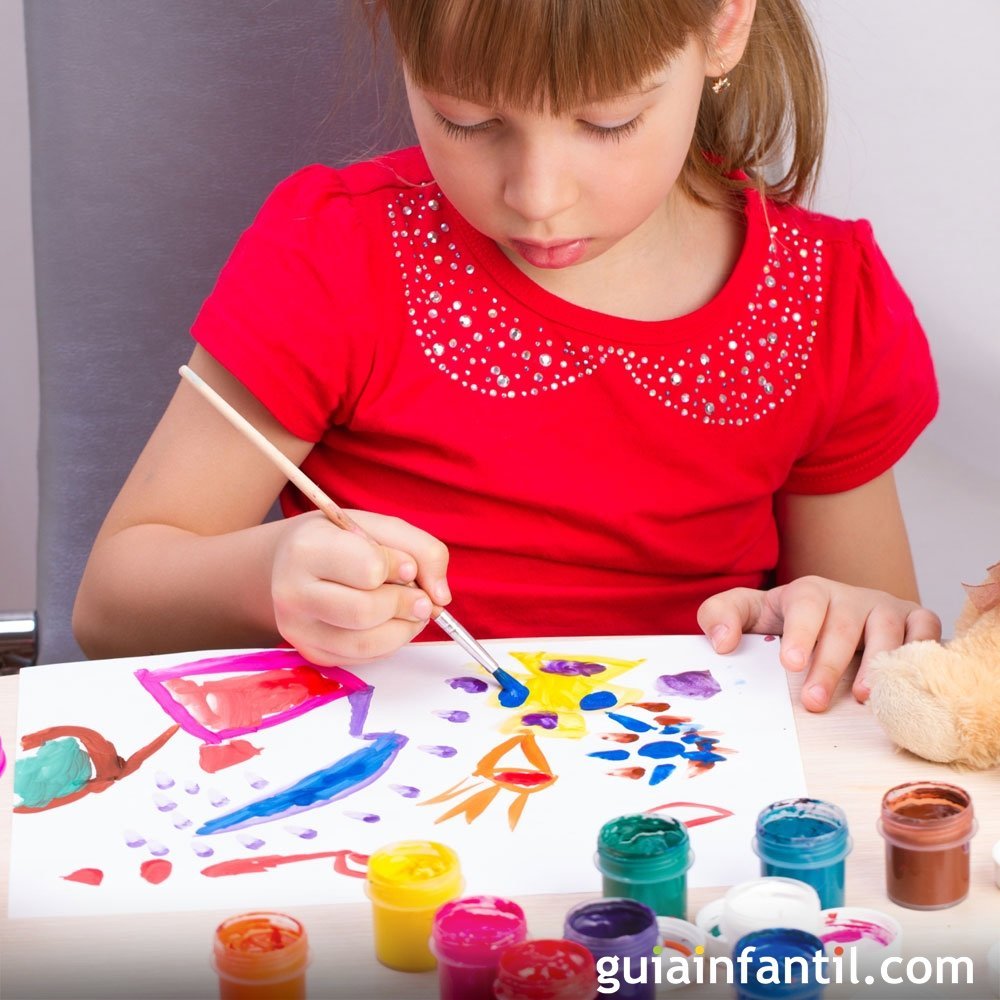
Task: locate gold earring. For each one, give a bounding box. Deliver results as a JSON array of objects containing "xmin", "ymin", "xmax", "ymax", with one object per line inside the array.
[{"xmin": 711, "ymin": 73, "xmax": 731, "ymax": 94}]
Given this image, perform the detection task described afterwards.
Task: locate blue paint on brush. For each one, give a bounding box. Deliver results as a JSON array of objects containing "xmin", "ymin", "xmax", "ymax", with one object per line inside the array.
[{"xmin": 495, "ymin": 668, "xmax": 530, "ymax": 708}]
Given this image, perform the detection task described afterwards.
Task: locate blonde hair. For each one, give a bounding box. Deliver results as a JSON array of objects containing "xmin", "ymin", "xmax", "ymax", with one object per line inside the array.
[{"xmin": 363, "ymin": 0, "xmax": 826, "ymax": 206}]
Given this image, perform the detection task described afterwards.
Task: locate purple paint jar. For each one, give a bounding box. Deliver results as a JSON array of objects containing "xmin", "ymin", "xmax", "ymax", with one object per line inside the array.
[
  {"xmin": 562, "ymin": 898, "xmax": 659, "ymax": 1000},
  {"xmin": 431, "ymin": 895, "xmax": 527, "ymax": 1000}
]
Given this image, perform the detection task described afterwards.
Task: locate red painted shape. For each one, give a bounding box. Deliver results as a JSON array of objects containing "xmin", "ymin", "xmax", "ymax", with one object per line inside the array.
[
  {"xmin": 140, "ymin": 858, "xmax": 173, "ymax": 884},
  {"xmin": 648, "ymin": 801, "xmax": 734, "ymax": 828},
  {"xmin": 599, "ymin": 733, "xmax": 639, "ymax": 743},
  {"xmin": 198, "ymin": 738, "xmax": 263, "ymax": 773},
  {"xmin": 629, "ymin": 702, "xmax": 671, "ymax": 712},
  {"xmin": 63, "ymin": 867, "xmax": 104, "ymax": 886},
  {"xmin": 494, "ymin": 770, "xmax": 553, "ymax": 788},
  {"xmin": 201, "ymin": 850, "xmax": 369, "ymax": 879},
  {"xmin": 609, "ymin": 767, "xmax": 646, "ymax": 780},
  {"xmin": 654, "ymin": 714, "xmax": 693, "ymax": 726}
]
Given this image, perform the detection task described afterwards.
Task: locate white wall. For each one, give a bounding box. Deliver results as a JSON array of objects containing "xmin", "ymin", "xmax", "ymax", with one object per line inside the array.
[
  {"xmin": 0, "ymin": 0, "xmax": 38, "ymax": 612},
  {"xmin": 1, "ymin": 1, "xmax": 997, "ymax": 632},
  {"xmin": 805, "ymin": 0, "xmax": 1000, "ymax": 629}
]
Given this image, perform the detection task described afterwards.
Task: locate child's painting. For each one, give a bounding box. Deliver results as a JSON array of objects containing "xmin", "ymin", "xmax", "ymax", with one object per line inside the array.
[{"xmin": 8, "ymin": 635, "xmax": 806, "ymax": 918}]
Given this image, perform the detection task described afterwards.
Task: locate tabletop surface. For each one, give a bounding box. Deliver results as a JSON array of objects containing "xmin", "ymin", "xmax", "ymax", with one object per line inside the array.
[{"xmin": 1, "ymin": 653, "xmax": 997, "ymax": 1000}]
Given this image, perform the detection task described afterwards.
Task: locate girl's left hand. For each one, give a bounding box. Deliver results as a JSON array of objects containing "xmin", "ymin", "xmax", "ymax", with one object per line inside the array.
[{"xmin": 696, "ymin": 576, "xmax": 942, "ymax": 712}]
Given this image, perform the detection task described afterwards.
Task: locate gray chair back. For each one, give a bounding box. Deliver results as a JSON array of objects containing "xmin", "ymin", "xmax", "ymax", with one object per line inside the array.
[{"xmin": 25, "ymin": 0, "xmax": 413, "ymax": 664}]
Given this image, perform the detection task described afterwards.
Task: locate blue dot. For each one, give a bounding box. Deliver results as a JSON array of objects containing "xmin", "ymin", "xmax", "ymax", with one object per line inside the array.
[{"xmin": 580, "ymin": 690, "xmax": 617, "ymax": 710}]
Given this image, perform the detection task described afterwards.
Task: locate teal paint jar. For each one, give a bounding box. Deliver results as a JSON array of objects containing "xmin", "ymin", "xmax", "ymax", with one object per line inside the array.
[
  {"xmin": 595, "ymin": 814, "xmax": 694, "ymax": 918},
  {"xmin": 752, "ymin": 798, "xmax": 852, "ymax": 909}
]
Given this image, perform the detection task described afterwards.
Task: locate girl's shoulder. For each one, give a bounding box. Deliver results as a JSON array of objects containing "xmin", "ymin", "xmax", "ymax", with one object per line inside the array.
[
  {"xmin": 255, "ymin": 146, "xmax": 432, "ymax": 224},
  {"xmin": 760, "ymin": 196, "xmax": 883, "ymax": 260}
]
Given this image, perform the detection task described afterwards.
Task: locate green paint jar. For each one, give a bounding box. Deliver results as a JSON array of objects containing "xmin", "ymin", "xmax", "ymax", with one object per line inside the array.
[{"xmin": 595, "ymin": 814, "xmax": 694, "ymax": 918}]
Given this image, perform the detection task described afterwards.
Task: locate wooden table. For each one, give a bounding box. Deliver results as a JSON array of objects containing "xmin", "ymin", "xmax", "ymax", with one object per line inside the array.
[{"xmin": 1, "ymin": 663, "xmax": 997, "ymax": 999}]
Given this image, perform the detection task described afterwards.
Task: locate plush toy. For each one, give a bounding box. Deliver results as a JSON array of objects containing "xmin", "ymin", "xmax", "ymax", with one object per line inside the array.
[{"xmin": 868, "ymin": 562, "xmax": 1000, "ymax": 770}]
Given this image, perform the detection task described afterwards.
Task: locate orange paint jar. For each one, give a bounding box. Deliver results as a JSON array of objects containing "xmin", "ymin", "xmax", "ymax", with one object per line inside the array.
[{"xmin": 213, "ymin": 911, "xmax": 309, "ymax": 1000}]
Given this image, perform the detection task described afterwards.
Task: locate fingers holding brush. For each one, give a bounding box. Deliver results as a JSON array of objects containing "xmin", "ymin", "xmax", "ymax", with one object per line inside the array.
[{"xmin": 271, "ymin": 510, "xmax": 449, "ymax": 665}]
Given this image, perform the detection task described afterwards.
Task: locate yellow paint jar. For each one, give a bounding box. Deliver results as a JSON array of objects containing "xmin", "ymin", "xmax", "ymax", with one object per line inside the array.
[{"xmin": 365, "ymin": 840, "xmax": 463, "ymax": 972}]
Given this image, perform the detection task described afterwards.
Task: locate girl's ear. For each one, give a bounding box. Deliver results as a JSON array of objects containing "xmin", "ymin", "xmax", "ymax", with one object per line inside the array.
[{"xmin": 710, "ymin": 0, "xmax": 757, "ymax": 77}]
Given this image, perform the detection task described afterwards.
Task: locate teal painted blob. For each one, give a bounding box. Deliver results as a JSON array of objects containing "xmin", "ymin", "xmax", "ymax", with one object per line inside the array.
[{"xmin": 14, "ymin": 738, "xmax": 92, "ymax": 808}]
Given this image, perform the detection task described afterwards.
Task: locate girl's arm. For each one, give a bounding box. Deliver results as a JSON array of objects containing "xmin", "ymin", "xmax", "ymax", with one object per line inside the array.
[
  {"xmin": 73, "ymin": 347, "xmax": 450, "ymax": 661},
  {"xmin": 697, "ymin": 470, "xmax": 941, "ymax": 711}
]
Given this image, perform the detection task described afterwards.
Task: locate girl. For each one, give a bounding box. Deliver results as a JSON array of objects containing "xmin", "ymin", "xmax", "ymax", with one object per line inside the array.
[{"xmin": 73, "ymin": 0, "xmax": 941, "ymax": 712}]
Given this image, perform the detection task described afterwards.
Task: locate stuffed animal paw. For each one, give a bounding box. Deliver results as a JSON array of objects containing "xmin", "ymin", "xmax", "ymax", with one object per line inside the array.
[{"xmin": 868, "ymin": 562, "xmax": 1000, "ymax": 769}]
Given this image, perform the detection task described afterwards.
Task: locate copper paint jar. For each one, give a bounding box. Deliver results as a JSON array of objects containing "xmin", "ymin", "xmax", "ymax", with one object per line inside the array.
[{"xmin": 877, "ymin": 782, "xmax": 977, "ymax": 910}]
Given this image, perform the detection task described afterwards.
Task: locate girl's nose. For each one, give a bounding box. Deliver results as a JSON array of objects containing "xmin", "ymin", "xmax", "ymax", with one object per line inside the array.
[{"xmin": 502, "ymin": 138, "xmax": 578, "ymax": 223}]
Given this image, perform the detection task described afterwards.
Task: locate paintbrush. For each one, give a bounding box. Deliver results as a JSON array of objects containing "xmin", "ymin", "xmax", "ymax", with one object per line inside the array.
[{"xmin": 178, "ymin": 365, "xmax": 526, "ymax": 701}]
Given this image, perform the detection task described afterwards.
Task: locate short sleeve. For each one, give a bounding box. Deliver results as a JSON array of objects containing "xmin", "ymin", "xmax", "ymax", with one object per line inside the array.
[
  {"xmin": 783, "ymin": 221, "xmax": 938, "ymax": 494},
  {"xmin": 191, "ymin": 166, "xmax": 376, "ymax": 442}
]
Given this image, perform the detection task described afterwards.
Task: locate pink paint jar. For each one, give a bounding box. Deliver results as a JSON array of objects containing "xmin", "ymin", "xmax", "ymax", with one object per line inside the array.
[
  {"xmin": 431, "ymin": 895, "xmax": 528, "ymax": 1000},
  {"xmin": 877, "ymin": 781, "xmax": 978, "ymax": 910}
]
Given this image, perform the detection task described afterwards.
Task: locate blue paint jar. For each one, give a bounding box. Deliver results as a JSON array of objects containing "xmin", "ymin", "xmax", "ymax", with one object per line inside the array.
[
  {"xmin": 563, "ymin": 898, "xmax": 659, "ymax": 1000},
  {"xmin": 595, "ymin": 814, "xmax": 694, "ymax": 917},
  {"xmin": 733, "ymin": 928, "xmax": 827, "ymax": 1000},
  {"xmin": 752, "ymin": 799, "xmax": 852, "ymax": 909}
]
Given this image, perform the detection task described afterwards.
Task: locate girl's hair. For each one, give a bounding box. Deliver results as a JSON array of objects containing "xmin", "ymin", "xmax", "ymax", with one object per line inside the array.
[{"xmin": 363, "ymin": 0, "xmax": 826, "ymax": 206}]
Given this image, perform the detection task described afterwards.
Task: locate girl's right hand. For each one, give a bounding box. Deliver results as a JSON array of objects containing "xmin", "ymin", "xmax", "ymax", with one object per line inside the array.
[{"xmin": 271, "ymin": 509, "xmax": 451, "ymax": 665}]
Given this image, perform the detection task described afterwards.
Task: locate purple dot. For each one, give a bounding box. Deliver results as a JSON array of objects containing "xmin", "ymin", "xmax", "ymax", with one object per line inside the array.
[
  {"xmin": 433, "ymin": 709, "xmax": 471, "ymax": 723},
  {"xmin": 656, "ymin": 670, "xmax": 722, "ymax": 700},
  {"xmin": 345, "ymin": 811, "xmax": 381, "ymax": 823},
  {"xmin": 191, "ymin": 842, "xmax": 214, "ymax": 858},
  {"xmin": 419, "ymin": 745, "xmax": 458, "ymax": 758},
  {"xmin": 446, "ymin": 677, "xmax": 488, "ymax": 694},
  {"xmin": 541, "ymin": 659, "xmax": 607, "ymax": 677},
  {"xmin": 390, "ymin": 784, "xmax": 421, "ymax": 798},
  {"xmin": 521, "ymin": 712, "xmax": 558, "ymax": 730}
]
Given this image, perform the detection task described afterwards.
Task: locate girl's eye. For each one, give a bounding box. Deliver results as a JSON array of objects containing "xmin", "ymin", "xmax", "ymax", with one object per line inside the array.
[
  {"xmin": 581, "ymin": 115, "xmax": 643, "ymax": 142},
  {"xmin": 433, "ymin": 111, "xmax": 496, "ymax": 139}
]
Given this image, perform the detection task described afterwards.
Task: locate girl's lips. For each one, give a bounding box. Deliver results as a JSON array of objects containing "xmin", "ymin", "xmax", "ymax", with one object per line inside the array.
[{"xmin": 509, "ymin": 238, "xmax": 590, "ymax": 269}]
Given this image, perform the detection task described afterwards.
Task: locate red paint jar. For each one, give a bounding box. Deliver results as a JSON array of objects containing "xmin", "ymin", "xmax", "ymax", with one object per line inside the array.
[
  {"xmin": 877, "ymin": 782, "xmax": 977, "ymax": 910},
  {"xmin": 493, "ymin": 939, "xmax": 597, "ymax": 1000}
]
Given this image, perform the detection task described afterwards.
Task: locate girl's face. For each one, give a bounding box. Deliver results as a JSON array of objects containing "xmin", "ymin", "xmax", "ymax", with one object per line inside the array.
[{"xmin": 404, "ymin": 36, "xmax": 712, "ymax": 275}]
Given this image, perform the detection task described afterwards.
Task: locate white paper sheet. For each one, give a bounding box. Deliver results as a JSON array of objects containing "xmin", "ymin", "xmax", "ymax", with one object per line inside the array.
[{"xmin": 9, "ymin": 635, "xmax": 806, "ymax": 918}]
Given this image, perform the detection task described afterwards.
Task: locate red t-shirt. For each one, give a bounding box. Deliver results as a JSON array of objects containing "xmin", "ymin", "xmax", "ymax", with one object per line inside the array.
[{"xmin": 192, "ymin": 146, "xmax": 937, "ymax": 639}]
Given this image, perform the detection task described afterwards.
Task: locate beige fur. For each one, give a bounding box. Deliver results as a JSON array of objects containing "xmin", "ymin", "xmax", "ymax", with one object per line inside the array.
[{"xmin": 868, "ymin": 563, "xmax": 1000, "ymax": 770}]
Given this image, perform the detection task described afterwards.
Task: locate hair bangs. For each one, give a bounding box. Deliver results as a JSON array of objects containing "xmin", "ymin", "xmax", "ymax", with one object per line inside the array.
[{"xmin": 377, "ymin": 0, "xmax": 711, "ymax": 112}]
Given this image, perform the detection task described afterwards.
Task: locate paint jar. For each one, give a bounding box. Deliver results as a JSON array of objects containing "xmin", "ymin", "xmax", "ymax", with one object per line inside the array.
[
  {"xmin": 595, "ymin": 814, "xmax": 693, "ymax": 917},
  {"xmin": 876, "ymin": 781, "xmax": 977, "ymax": 910},
  {"xmin": 431, "ymin": 895, "xmax": 527, "ymax": 1000},
  {"xmin": 563, "ymin": 898, "xmax": 659, "ymax": 1000},
  {"xmin": 818, "ymin": 906, "xmax": 901, "ymax": 997},
  {"xmin": 753, "ymin": 798, "xmax": 852, "ymax": 909},
  {"xmin": 732, "ymin": 928, "xmax": 826, "ymax": 1000},
  {"xmin": 695, "ymin": 878, "xmax": 822, "ymax": 960},
  {"xmin": 365, "ymin": 840, "xmax": 463, "ymax": 971},
  {"xmin": 212, "ymin": 911, "xmax": 309, "ymax": 1000},
  {"xmin": 655, "ymin": 917, "xmax": 708, "ymax": 991},
  {"xmin": 493, "ymin": 939, "xmax": 597, "ymax": 1000}
]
